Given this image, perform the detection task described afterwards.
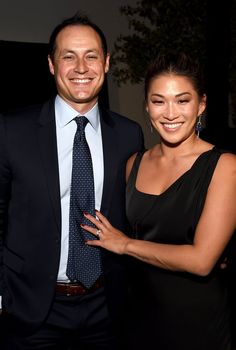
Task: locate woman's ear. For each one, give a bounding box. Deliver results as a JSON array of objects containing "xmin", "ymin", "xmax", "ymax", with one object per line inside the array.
[{"xmin": 198, "ymin": 94, "xmax": 207, "ymax": 116}]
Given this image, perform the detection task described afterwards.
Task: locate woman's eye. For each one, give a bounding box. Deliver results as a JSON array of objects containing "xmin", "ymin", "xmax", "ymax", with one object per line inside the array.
[
  {"xmin": 178, "ymin": 99, "xmax": 189, "ymax": 104},
  {"xmin": 152, "ymin": 100, "xmax": 164, "ymax": 105}
]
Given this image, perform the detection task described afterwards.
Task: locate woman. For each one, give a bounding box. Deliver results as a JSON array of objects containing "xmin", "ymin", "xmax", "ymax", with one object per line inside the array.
[{"xmin": 82, "ymin": 53, "xmax": 236, "ymax": 349}]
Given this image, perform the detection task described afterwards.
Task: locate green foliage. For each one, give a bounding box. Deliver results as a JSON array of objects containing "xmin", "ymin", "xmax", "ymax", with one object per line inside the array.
[{"xmin": 111, "ymin": 0, "xmax": 207, "ymax": 85}]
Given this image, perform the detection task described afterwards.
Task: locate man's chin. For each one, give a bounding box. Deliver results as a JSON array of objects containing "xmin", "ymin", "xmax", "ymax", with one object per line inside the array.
[
  {"xmin": 72, "ymin": 93, "xmax": 100, "ymax": 105},
  {"xmin": 62, "ymin": 96, "xmax": 99, "ymax": 113}
]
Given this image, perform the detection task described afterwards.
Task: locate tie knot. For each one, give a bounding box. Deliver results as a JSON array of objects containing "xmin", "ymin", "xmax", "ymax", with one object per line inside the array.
[{"xmin": 75, "ymin": 116, "xmax": 89, "ymax": 133}]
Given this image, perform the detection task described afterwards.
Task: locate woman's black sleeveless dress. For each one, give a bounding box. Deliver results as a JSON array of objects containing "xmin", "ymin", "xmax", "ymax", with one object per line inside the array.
[{"xmin": 126, "ymin": 147, "xmax": 231, "ymax": 350}]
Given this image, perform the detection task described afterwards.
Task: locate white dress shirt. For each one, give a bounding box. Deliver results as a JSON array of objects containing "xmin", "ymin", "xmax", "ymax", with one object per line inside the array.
[{"xmin": 55, "ymin": 96, "xmax": 104, "ymax": 282}]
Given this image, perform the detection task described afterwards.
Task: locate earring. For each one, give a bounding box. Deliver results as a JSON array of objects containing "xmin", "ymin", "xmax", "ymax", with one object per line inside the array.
[{"xmin": 195, "ymin": 115, "xmax": 202, "ymax": 138}]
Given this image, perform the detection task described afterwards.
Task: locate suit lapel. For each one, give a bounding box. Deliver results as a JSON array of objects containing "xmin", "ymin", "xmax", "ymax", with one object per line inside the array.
[
  {"xmin": 99, "ymin": 107, "xmax": 119, "ymax": 217},
  {"xmin": 36, "ymin": 102, "xmax": 118, "ymax": 230},
  {"xmin": 37, "ymin": 99, "xmax": 61, "ymax": 232}
]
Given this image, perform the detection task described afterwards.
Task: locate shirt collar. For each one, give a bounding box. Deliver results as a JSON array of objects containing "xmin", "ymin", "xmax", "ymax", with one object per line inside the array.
[{"xmin": 55, "ymin": 95, "xmax": 100, "ymax": 131}]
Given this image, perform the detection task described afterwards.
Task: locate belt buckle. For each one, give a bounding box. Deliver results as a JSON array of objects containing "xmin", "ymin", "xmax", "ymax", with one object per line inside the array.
[
  {"xmin": 67, "ymin": 283, "xmax": 86, "ymax": 296},
  {"xmin": 66, "ymin": 285, "xmax": 73, "ymax": 297},
  {"xmin": 56, "ymin": 277, "xmax": 103, "ymax": 297}
]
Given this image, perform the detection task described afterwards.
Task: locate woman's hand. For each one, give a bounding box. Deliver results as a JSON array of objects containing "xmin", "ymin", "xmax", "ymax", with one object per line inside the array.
[{"xmin": 82, "ymin": 211, "xmax": 131, "ymax": 255}]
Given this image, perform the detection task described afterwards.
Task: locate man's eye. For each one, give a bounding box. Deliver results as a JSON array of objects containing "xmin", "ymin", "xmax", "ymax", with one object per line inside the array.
[
  {"xmin": 63, "ymin": 55, "xmax": 73, "ymax": 60},
  {"xmin": 87, "ymin": 55, "xmax": 98, "ymax": 60}
]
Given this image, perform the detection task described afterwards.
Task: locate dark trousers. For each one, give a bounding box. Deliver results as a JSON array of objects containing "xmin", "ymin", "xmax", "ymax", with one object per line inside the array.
[{"xmin": 2, "ymin": 287, "xmax": 121, "ymax": 350}]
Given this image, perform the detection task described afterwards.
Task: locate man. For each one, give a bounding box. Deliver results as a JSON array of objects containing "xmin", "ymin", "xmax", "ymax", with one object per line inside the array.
[{"xmin": 0, "ymin": 13, "xmax": 144, "ymax": 349}]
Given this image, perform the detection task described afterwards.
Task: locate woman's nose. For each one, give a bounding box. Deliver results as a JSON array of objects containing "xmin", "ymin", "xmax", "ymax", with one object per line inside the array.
[{"xmin": 165, "ymin": 103, "xmax": 178, "ymax": 120}]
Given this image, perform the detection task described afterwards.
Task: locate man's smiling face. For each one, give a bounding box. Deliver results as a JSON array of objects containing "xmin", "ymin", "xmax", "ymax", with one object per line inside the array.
[{"xmin": 48, "ymin": 24, "xmax": 110, "ymax": 114}]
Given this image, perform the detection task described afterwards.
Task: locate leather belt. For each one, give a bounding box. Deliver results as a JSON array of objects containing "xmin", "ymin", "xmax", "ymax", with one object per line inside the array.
[{"xmin": 56, "ymin": 276, "xmax": 104, "ymax": 296}]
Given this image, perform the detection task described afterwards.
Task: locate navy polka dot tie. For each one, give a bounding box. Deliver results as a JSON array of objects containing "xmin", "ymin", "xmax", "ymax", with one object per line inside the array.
[{"xmin": 66, "ymin": 116, "xmax": 102, "ymax": 288}]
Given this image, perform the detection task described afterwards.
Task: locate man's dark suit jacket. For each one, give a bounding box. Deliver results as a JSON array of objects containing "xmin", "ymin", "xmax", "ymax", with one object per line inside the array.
[{"xmin": 0, "ymin": 98, "xmax": 144, "ymax": 332}]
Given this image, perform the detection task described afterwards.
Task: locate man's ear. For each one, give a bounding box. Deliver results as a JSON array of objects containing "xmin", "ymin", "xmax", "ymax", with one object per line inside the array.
[
  {"xmin": 105, "ymin": 53, "xmax": 110, "ymax": 74},
  {"xmin": 48, "ymin": 55, "xmax": 55, "ymax": 76}
]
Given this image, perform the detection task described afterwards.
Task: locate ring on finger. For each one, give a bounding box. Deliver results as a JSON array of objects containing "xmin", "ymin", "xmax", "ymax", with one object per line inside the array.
[{"xmin": 96, "ymin": 229, "xmax": 102, "ymax": 238}]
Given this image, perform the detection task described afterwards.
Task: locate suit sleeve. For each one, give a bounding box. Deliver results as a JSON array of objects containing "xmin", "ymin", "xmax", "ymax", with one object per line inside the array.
[{"xmin": 0, "ymin": 114, "xmax": 11, "ymax": 297}]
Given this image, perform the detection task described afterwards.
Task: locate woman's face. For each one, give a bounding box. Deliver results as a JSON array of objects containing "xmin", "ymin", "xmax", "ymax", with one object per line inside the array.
[{"xmin": 146, "ymin": 74, "xmax": 206, "ymax": 145}]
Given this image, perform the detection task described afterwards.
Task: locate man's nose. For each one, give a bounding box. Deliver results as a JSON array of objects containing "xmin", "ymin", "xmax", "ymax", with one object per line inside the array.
[{"xmin": 74, "ymin": 58, "xmax": 88, "ymax": 73}]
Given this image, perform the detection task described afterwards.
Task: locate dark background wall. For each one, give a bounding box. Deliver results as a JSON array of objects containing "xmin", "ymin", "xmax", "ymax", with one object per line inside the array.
[
  {"xmin": 202, "ymin": 0, "xmax": 236, "ymax": 153},
  {"xmin": 0, "ymin": 41, "xmax": 55, "ymax": 113}
]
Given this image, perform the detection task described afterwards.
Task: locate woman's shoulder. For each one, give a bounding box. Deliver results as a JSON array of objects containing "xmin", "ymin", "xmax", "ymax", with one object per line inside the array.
[
  {"xmin": 126, "ymin": 150, "xmax": 148, "ymax": 183},
  {"xmin": 217, "ymin": 151, "xmax": 236, "ymax": 171},
  {"xmin": 208, "ymin": 149, "xmax": 236, "ymax": 191},
  {"xmin": 197, "ymin": 140, "xmax": 236, "ymax": 172},
  {"xmin": 126, "ymin": 154, "xmax": 137, "ymax": 180}
]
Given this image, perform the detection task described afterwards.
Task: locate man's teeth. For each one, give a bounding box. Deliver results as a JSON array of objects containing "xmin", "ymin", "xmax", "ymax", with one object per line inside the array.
[{"xmin": 72, "ymin": 79, "xmax": 91, "ymax": 83}]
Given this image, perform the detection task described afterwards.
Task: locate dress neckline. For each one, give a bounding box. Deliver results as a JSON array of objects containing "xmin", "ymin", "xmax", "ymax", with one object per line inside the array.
[{"xmin": 134, "ymin": 147, "xmax": 216, "ymax": 198}]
